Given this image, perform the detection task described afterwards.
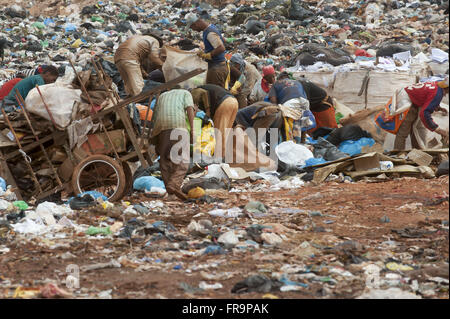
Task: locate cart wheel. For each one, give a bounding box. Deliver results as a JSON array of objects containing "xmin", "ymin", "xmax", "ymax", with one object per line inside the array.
[
  {"xmin": 122, "ymin": 161, "xmax": 133, "ymax": 197},
  {"xmin": 71, "ymin": 155, "xmax": 126, "ymax": 202}
]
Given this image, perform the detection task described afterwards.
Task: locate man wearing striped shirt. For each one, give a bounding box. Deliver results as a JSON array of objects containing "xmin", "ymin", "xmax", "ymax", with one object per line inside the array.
[{"xmin": 151, "ymin": 89, "xmax": 196, "ymax": 200}]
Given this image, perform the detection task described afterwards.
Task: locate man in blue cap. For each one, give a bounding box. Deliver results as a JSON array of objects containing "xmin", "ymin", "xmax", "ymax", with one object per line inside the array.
[
  {"xmin": 185, "ymin": 13, "xmax": 230, "ymax": 89},
  {"xmin": 229, "ymin": 53, "xmax": 262, "ymax": 108}
]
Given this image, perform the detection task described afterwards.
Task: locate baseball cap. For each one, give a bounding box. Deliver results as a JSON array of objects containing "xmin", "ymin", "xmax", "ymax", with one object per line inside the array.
[{"xmin": 185, "ymin": 12, "xmax": 199, "ymax": 29}]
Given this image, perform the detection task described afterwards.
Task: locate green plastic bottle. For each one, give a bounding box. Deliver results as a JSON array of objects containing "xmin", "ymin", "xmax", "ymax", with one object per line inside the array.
[
  {"xmin": 86, "ymin": 226, "xmax": 112, "ymax": 236},
  {"xmin": 32, "ymin": 22, "xmax": 45, "ymax": 30},
  {"xmin": 91, "ymin": 16, "xmax": 105, "ymax": 23},
  {"xmin": 13, "ymin": 201, "xmax": 29, "ymax": 211}
]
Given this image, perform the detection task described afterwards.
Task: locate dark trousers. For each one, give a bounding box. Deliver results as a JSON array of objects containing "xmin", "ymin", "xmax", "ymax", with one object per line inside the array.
[
  {"xmin": 394, "ymin": 106, "xmax": 420, "ymax": 150},
  {"xmin": 155, "ymin": 129, "xmax": 190, "ymax": 194}
]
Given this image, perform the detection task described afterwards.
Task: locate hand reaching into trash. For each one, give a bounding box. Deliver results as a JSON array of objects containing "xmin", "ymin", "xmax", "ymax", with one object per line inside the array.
[
  {"xmin": 435, "ymin": 128, "xmax": 449, "ymax": 144},
  {"xmin": 437, "ymin": 107, "xmax": 448, "ymax": 115},
  {"xmin": 197, "ymin": 50, "xmax": 212, "ymax": 61}
]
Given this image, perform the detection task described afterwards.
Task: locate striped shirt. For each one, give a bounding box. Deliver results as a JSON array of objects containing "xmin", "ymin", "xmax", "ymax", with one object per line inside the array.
[
  {"xmin": 2, "ymin": 68, "xmax": 37, "ymax": 83},
  {"xmin": 151, "ymin": 89, "xmax": 194, "ymax": 137}
]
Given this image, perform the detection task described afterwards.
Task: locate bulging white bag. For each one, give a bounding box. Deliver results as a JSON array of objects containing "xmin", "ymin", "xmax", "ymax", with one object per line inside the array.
[
  {"xmin": 275, "ymin": 141, "xmax": 314, "ymax": 166},
  {"xmin": 162, "ymin": 46, "xmax": 207, "ymax": 89},
  {"xmin": 25, "ymin": 83, "xmax": 82, "ymax": 128}
]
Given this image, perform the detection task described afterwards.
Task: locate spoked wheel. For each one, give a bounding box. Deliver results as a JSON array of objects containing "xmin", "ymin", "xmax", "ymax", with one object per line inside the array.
[{"xmin": 71, "ymin": 155, "xmax": 126, "ymax": 202}]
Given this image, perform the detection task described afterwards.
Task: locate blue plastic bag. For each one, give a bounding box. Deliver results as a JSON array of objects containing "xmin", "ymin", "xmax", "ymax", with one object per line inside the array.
[
  {"xmin": 64, "ymin": 24, "xmax": 77, "ymax": 33},
  {"xmin": 133, "ymin": 176, "xmax": 165, "ymax": 191},
  {"xmin": 301, "ymin": 110, "xmax": 317, "ymax": 132},
  {"xmin": 44, "ymin": 18, "xmax": 55, "ymax": 26},
  {"xmin": 303, "ymin": 157, "xmax": 327, "ymax": 167},
  {"xmin": 0, "ymin": 177, "xmax": 7, "ymax": 192},
  {"xmin": 338, "ymin": 137, "xmax": 375, "ymax": 156},
  {"xmin": 66, "ymin": 191, "xmax": 107, "ymax": 205},
  {"xmin": 195, "ymin": 111, "xmax": 206, "ymax": 119}
]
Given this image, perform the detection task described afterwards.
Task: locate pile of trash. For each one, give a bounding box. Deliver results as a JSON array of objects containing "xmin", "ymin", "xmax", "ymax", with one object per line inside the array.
[
  {"xmin": 0, "ymin": 171, "xmax": 448, "ymax": 299},
  {"xmin": 0, "ymin": 0, "xmax": 448, "ymax": 89},
  {"xmin": 0, "ymin": 0, "xmax": 449, "ymax": 300}
]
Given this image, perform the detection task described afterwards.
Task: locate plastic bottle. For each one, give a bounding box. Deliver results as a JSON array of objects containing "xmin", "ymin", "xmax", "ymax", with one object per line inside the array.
[
  {"xmin": 86, "ymin": 226, "xmax": 112, "ymax": 236},
  {"xmin": 380, "ymin": 161, "xmax": 394, "ymax": 170}
]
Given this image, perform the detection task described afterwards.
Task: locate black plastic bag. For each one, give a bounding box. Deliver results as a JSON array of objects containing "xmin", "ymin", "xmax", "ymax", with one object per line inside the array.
[
  {"xmin": 436, "ymin": 160, "xmax": 449, "ymax": 177},
  {"xmin": 326, "ymin": 125, "xmax": 372, "ymax": 146},
  {"xmin": 313, "ymin": 137, "xmax": 349, "ymax": 161}
]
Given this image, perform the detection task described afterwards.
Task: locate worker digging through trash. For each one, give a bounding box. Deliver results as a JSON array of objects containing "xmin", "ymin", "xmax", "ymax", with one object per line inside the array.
[
  {"xmin": 114, "ymin": 33, "xmax": 164, "ymax": 97},
  {"xmin": 298, "ymin": 78, "xmax": 339, "ymax": 134},
  {"xmin": 150, "ymin": 87, "xmax": 196, "ymax": 201},
  {"xmin": 393, "ymin": 77, "xmax": 449, "ymax": 150},
  {"xmin": 229, "ymin": 53, "xmax": 262, "ymax": 108},
  {"xmin": 191, "ymin": 84, "xmax": 239, "ymax": 159},
  {"xmin": 1, "ymin": 65, "xmax": 59, "ymax": 112},
  {"xmin": 374, "ymin": 75, "xmax": 449, "ymax": 150},
  {"xmin": 185, "ymin": 13, "xmax": 230, "ymax": 89},
  {"xmin": 249, "ymin": 65, "xmax": 277, "ymax": 105},
  {"xmin": 269, "ymin": 71, "xmax": 316, "ymax": 144}
]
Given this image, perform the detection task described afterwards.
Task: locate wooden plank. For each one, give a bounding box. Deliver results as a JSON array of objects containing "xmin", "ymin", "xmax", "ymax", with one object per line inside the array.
[
  {"xmin": 5, "ymin": 131, "xmax": 66, "ymax": 160},
  {"xmin": 116, "ymin": 107, "xmax": 148, "ymax": 168},
  {"xmin": 0, "ymin": 150, "xmax": 23, "ymax": 200},
  {"xmin": 35, "ymin": 184, "xmax": 68, "ymax": 200},
  {"xmin": 90, "ymin": 68, "xmax": 205, "ymax": 121}
]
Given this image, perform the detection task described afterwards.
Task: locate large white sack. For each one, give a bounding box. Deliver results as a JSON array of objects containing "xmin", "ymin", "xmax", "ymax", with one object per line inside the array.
[
  {"xmin": 366, "ymin": 72, "xmax": 415, "ymax": 109},
  {"xmin": 25, "ymin": 83, "xmax": 82, "ymax": 128},
  {"xmin": 275, "ymin": 141, "xmax": 314, "ymax": 166},
  {"xmin": 162, "ymin": 46, "xmax": 207, "ymax": 89}
]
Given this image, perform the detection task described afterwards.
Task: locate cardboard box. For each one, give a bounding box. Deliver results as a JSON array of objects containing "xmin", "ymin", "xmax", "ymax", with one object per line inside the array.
[
  {"xmin": 353, "ymin": 152, "xmax": 380, "ymax": 171},
  {"xmin": 221, "ymin": 164, "xmax": 249, "ymax": 180},
  {"xmin": 407, "ymin": 149, "xmax": 433, "ymax": 167}
]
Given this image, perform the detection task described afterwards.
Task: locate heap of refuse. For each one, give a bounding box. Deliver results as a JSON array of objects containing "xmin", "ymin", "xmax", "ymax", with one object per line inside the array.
[
  {"xmin": 0, "ymin": 0, "xmax": 449, "ymax": 86},
  {"xmin": 0, "ymin": 0, "xmax": 449, "ymax": 300}
]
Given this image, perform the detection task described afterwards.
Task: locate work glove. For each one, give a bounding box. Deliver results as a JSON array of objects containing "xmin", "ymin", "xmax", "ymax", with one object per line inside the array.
[
  {"xmin": 230, "ymin": 81, "xmax": 242, "ymax": 95},
  {"xmin": 197, "ymin": 51, "xmax": 212, "ymax": 61}
]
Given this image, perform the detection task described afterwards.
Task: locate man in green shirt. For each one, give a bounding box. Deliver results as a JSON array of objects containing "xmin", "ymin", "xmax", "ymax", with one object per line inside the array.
[
  {"xmin": 2, "ymin": 65, "xmax": 59, "ymax": 111},
  {"xmin": 151, "ymin": 89, "xmax": 196, "ymax": 200}
]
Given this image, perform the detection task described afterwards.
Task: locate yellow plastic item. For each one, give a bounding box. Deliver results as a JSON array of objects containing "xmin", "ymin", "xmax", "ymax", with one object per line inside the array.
[
  {"xmin": 385, "ymin": 262, "xmax": 414, "ymax": 272},
  {"xmin": 102, "ymin": 202, "xmax": 114, "ymax": 210},
  {"xmin": 71, "ymin": 39, "xmax": 83, "ymax": 48},
  {"xmin": 193, "ymin": 122, "xmax": 216, "ymax": 157},
  {"xmin": 262, "ymin": 293, "xmax": 279, "ymax": 299},
  {"xmin": 187, "ymin": 187, "xmax": 206, "ymax": 199},
  {"xmin": 283, "ymin": 117, "xmax": 294, "ymax": 141},
  {"xmin": 13, "ymin": 286, "xmax": 41, "ymax": 299},
  {"xmin": 230, "ymin": 80, "xmax": 242, "ymax": 95}
]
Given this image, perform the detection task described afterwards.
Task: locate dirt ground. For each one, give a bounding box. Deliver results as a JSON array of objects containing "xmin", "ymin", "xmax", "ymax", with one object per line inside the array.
[{"xmin": 0, "ymin": 176, "xmax": 448, "ymax": 299}]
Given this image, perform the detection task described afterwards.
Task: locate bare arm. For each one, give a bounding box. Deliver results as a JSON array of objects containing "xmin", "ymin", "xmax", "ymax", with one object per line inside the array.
[
  {"xmin": 270, "ymin": 96, "xmax": 277, "ymax": 104},
  {"xmin": 187, "ymin": 106, "xmax": 195, "ymax": 143}
]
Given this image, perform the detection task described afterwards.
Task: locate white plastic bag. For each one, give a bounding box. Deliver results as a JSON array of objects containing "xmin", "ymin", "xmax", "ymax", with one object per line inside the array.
[
  {"xmin": 162, "ymin": 46, "xmax": 207, "ymax": 89},
  {"xmin": 25, "ymin": 83, "xmax": 82, "ymax": 128},
  {"xmin": 275, "ymin": 141, "xmax": 314, "ymax": 166}
]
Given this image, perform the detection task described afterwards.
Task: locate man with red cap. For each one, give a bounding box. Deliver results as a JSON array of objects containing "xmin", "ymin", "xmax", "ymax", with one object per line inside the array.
[{"xmin": 249, "ymin": 65, "xmax": 276, "ymax": 104}]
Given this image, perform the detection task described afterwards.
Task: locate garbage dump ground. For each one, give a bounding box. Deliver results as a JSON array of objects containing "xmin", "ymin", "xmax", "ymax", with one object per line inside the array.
[{"xmin": 1, "ymin": 176, "xmax": 448, "ymax": 299}]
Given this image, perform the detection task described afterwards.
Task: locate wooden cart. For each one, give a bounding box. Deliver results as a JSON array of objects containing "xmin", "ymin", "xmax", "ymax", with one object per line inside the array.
[{"xmin": 0, "ymin": 60, "xmax": 205, "ymax": 202}]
